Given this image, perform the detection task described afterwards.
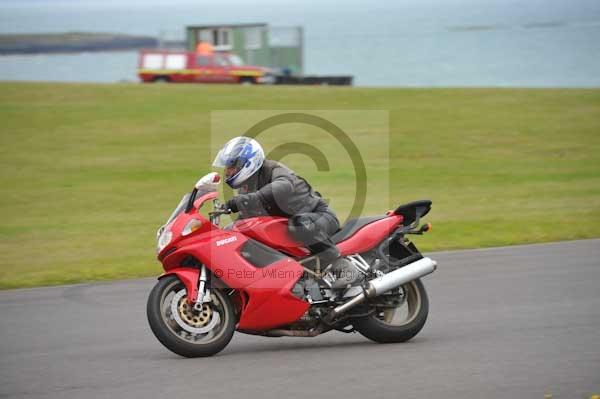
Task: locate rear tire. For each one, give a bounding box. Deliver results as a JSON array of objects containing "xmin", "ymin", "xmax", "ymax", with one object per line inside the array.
[
  {"xmin": 354, "ymin": 279, "xmax": 429, "ymax": 343},
  {"xmin": 147, "ymin": 275, "xmax": 236, "ymax": 357},
  {"xmin": 239, "ymin": 77, "xmax": 256, "ymax": 85},
  {"xmin": 153, "ymin": 76, "xmax": 170, "ymax": 83}
]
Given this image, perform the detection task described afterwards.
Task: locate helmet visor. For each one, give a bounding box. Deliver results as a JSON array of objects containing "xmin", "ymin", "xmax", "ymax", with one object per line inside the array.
[
  {"xmin": 212, "ymin": 137, "xmax": 252, "ymax": 168},
  {"xmin": 212, "ymin": 148, "xmax": 229, "ymax": 168}
]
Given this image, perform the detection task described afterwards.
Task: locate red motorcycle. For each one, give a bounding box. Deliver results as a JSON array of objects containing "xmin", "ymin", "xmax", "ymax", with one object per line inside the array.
[{"xmin": 147, "ymin": 173, "xmax": 437, "ymax": 357}]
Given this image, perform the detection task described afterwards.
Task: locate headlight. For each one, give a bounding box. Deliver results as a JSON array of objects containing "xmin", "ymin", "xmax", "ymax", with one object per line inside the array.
[
  {"xmin": 157, "ymin": 229, "xmax": 173, "ymax": 253},
  {"xmin": 182, "ymin": 219, "xmax": 203, "ymax": 236}
]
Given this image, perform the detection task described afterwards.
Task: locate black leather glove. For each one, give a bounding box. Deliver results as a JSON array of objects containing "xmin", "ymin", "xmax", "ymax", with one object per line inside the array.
[{"xmin": 225, "ymin": 198, "xmax": 239, "ymax": 213}]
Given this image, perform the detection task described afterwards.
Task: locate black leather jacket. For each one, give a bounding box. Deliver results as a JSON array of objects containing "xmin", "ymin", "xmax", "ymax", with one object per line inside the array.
[{"xmin": 230, "ymin": 160, "xmax": 332, "ymax": 218}]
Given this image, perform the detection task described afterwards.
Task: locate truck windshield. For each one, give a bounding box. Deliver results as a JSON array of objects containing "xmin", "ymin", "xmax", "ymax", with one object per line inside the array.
[
  {"xmin": 228, "ymin": 54, "xmax": 244, "ymax": 66},
  {"xmin": 197, "ymin": 55, "xmax": 211, "ymax": 66}
]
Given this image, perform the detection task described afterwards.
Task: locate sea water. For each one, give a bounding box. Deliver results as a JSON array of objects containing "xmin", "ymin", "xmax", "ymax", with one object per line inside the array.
[{"xmin": 0, "ymin": 0, "xmax": 599, "ymax": 87}]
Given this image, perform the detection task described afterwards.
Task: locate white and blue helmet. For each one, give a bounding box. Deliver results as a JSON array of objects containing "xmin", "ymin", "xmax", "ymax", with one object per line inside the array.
[{"xmin": 212, "ymin": 136, "xmax": 265, "ymax": 188}]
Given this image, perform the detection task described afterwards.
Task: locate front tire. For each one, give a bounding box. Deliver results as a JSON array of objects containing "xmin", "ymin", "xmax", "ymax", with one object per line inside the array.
[
  {"xmin": 354, "ymin": 278, "xmax": 429, "ymax": 343},
  {"xmin": 147, "ymin": 275, "xmax": 235, "ymax": 357}
]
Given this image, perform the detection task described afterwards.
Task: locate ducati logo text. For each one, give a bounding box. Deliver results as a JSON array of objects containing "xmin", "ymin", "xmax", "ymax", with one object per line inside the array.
[{"xmin": 216, "ymin": 236, "xmax": 238, "ymax": 247}]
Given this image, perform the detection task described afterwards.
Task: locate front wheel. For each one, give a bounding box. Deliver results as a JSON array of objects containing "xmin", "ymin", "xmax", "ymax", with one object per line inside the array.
[
  {"xmin": 354, "ymin": 278, "xmax": 429, "ymax": 343},
  {"xmin": 147, "ymin": 275, "xmax": 236, "ymax": 357}
]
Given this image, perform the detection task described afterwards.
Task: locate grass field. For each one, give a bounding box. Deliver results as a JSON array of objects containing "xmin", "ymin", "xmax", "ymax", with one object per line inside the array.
[{"xmin": 0, "ymin": 82, "xmax": 599, "ymax": 289}]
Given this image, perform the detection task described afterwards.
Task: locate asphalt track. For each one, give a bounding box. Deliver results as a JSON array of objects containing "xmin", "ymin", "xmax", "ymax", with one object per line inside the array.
[{"xmin": 1, "ymin": 239, "xmax": 599, "ymax": 399}]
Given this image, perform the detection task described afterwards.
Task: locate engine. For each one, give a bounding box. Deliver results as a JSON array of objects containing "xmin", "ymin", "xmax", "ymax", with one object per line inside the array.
[{"xmin": 291, "ymin": 275, "xmax": 325, "ymax": 302}]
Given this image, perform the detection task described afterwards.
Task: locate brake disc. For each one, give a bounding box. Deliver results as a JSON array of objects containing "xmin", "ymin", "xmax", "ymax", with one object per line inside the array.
[{"xmin": 170, "ymin": 289, "xmax": 220, "ymax": 334}]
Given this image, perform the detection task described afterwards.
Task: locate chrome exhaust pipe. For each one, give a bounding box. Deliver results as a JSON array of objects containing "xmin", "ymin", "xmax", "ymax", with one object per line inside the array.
[
  {"xmin": 326, "ymin": 257, "xmax": 437, "ymax": 322},
  {"xmin": 369, "ymin": 257, "xmax": 437, "ymax": 296}
]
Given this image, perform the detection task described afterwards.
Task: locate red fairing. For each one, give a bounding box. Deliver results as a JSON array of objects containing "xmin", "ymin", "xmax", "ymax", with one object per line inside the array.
[
  {"xmin": 162, "ymin": 230, "xmax": 253, "ymax": 284},
  {"xmin": 160, "ymin": 267, "xmax": 200, "ymax": 303},
  {"xmin": 235, "ymin": 260, "xmax": 309, "ymax": 330},
  {"xmin": 193, "ymin": 191, "xmax": 218, "ymax": 209},
  {"xmin": 337, "ymin": 215, "xmax": 403, "ymax": 255},
  {"xmin": 162, "ymin": 227, "xmax": 309, "ymax": 330},
  {"xmin": 231, "ymin": 217, "xmax": 310, "ymax": 257}
]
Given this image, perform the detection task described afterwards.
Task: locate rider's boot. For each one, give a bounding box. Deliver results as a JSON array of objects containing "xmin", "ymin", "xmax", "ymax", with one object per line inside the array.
[
  {"xmin": 309, "ymin": 242, "xmax": 362, "ymax": 289},
  {"xmin": 328, "ymin": 257, "xmax": 362, "ymax": 289}
]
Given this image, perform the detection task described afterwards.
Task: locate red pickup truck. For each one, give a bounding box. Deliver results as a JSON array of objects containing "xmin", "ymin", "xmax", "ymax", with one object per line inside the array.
[{"xmin": 138, "ymin": 50, "xmax": 274, "ymax": 84}]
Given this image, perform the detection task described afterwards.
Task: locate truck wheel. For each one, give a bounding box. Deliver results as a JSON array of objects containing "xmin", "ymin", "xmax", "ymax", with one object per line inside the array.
[{"xmin": 240, "ymin": 77, "xmax": 256, "ymax": 85}]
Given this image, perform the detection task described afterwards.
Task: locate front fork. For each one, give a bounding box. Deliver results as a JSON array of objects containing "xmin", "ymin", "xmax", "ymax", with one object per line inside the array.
[
  {"xmin": 193, "ymin": 265, "xmax": 211, "ymax": 310},
  {"xmin": 159, "ymin": 265, "xmax": 211, "ymax": 306}
]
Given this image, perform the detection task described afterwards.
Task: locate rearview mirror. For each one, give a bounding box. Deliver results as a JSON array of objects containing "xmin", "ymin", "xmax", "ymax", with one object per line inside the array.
[{"xmin": 194, "ymin": 172, "xmax": 221, "ymax": 191}]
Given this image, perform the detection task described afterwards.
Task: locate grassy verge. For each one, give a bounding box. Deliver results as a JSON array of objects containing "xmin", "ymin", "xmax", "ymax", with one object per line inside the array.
[{"xmin": 0, "ymin": 82, "xmax": 599, "ymax": 289}]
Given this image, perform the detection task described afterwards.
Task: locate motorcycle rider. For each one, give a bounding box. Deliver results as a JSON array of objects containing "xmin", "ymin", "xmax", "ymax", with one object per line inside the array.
[{"xmin": 212, "ymin": 136, "xmax": 359, "ymax": 288}]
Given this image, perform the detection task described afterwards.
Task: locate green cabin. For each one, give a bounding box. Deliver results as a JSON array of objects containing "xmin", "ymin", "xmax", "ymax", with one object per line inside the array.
[{"xmin": 185, "ymin": 23, "xmax": 303, "ymax": 74}]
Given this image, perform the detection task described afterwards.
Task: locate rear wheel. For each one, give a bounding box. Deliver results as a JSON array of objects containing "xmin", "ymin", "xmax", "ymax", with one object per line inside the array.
[
  {"xmin": 153, "ymin": 76, "xmax": 170, "ymax": 83},
  {"xmin": 354, "ymin": 278, "xmax": 429, "ymax": 343},
  {"xmin": 147, "ymin": 275, "xmax": 235, "ymax": 357},
  {"xmin": 239, "ymin": 77, "xmax": 256, "ymax": 85}
]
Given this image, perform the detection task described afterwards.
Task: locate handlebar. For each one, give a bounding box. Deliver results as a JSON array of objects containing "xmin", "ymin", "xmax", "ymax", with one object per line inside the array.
[
  {"xmin": 208, "ymin": 201, "xmax": 232, "ymax": 225},
  {"xmin": 209, "ymin": 209, "xmax": 232, "ymax": 218}
]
